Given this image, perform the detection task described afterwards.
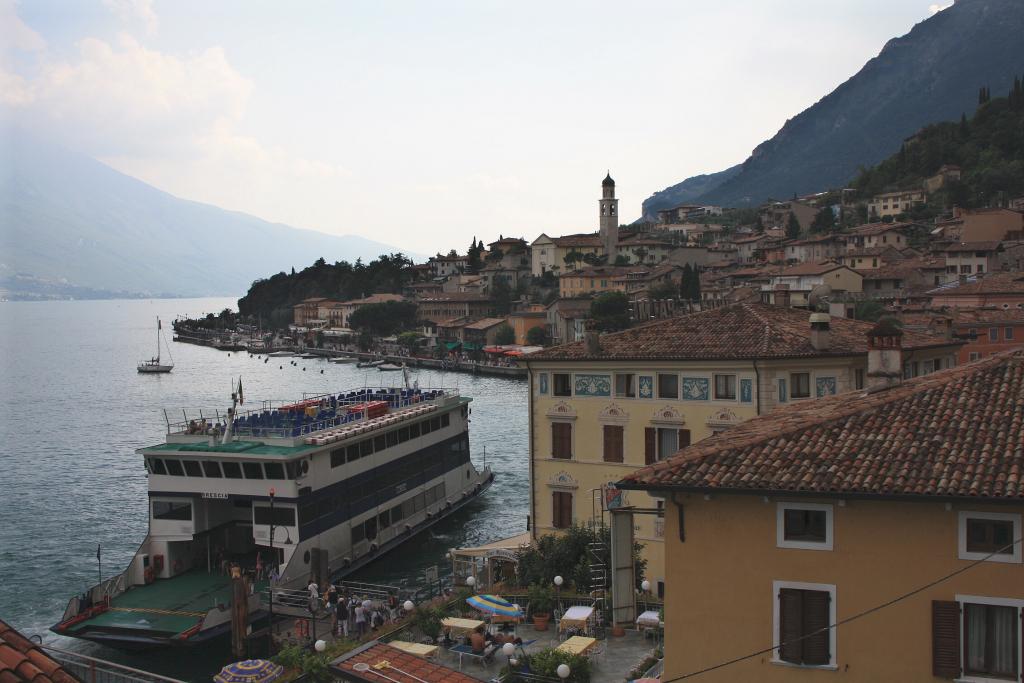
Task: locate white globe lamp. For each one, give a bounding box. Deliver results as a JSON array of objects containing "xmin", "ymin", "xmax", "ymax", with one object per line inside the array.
[
  {"xmin": 502, "ymin": 642, "xmax": 515, "ymax": 656},
  {"xmin": 553, "ymin": 575, "xmax": 563, "ymax": 587},
  {"xmin": 466, "ymin": 576, "xmax": 476, "ymax": 587},
  {"xmin": 556, "ymin": 664, "xmax": 570, "ymax": 679},
  {"xmin": 314, "ymin": 639, "xmax": 326, "ymax": 652},
  {"xmin": 641, "ymin": 579, "xmax": 651, "ymax": 592}
]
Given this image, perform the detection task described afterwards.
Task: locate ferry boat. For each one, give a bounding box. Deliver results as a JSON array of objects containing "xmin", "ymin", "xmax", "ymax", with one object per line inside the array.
[{"xmin": 52, "ymin": 383, "xmax": 493, "ymax": 649}]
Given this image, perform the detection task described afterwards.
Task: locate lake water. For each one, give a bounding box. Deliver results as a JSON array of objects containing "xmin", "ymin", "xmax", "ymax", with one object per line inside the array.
[{"xmin": 0, "ymin": 298, "xmax": 529, "ymax": 680}]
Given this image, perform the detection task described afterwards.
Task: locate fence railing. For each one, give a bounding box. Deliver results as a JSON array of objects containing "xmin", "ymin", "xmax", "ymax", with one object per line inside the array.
[{"xmin": 43, "ymin": 646, "xmax": 187, "ymax": 683}]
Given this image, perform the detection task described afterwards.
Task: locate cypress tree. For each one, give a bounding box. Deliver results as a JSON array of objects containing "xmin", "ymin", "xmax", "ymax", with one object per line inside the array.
[{"xmin": 959, "ymin": 113, "xmax": 969, "ymax": 137}]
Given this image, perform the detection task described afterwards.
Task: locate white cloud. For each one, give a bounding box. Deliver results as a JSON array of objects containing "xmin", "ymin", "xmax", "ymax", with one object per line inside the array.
[
  {"xmin": 103, "ymin": 0, "xmax": 158, "ymax": 35},
  {"xmin": 0, "ymin": 0, "xmax": 45, "ymax": 52},
  {"xmin": 928, "ymin": 3, "xmax": 952, "ymax": 14}
]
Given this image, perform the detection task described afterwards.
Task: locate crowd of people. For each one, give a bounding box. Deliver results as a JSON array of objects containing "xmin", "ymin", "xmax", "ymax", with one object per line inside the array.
[{"xmin": 308, "ymin": 579, "xmax": 407, "ymax": 639}]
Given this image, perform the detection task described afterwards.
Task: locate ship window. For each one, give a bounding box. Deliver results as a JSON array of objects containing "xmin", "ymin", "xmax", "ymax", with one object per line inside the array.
[
  {"xmin": 410, "ymin": 422, "xmax": 421, "ymax": 438},
  {"xmin": 221, "ymin": 461, "xmax": 242, "ymax": 479},
  {"xmin": 441, "ymin": 414, "xmax": 450, "ymax": 428},
  {"xmin": 390, "ymin": 504, "xmax": 404, "ymax": 523},
  {"xmin": 379, "ymin": 510, "xmax": 390, "ymax": 528},
  {"xmin": 365, "ymin": 518, "xmax": 378, "ymax": 541},
  {"xmin": 431, "ymin": 418, "xmax": 441, "ymax": 431},
  {"xmin": 264, "ymin": 463, "xmax": 285, "ymax": 480},
  {"xmin": 285, "ymin": 462, "xmax": 297, "ymax": 479},
  {"xmin": 360, "ymin": 440, "xmax": 374, "ymax": 458},
  {"xmin": 150, "ymin": 458, "xmax": 167, "ymax": 475},
  {"xmin": 347, "ymin": 444, "xmax": 360, "ymax": 462},
  {"xmin": 330, "ymin": 447, "xmax": 345, "ymax": 468},
  {"xmin": 398, "ymin": 427, "xmax": 410, "ymax": 443},
  {"xmin": 243, "ymin": 462, "xmax": 264, "ymax": 479},
  {"xmin": 182, "ymin": 460, "xmax": 203, "ymax": 477},
  {"xmin": 254, "ymin": 506, "xmax": 296, "ymax": 527},
  {"xmin": 425, "ymin": 487, "xmax": 436, "ymax": 505},
  {"xmin": 202, "ymin": 461, "xmax": 222, "ymax": 478},
  {"xmin": 352, "ymin": 523, "xmax": 366, "ymax": 545},
  {"xmin": 233, "ymin": 499, "xmax": 252, "ymax": 508},
  {"xmin": 387, "ymin": 431, "xmax": 399, "ymax": 447},
  {"xmin": 299, "ymin": 502, "xmax": 317, "ymax": 526},
  {"xmin": 421, "ymin": 420, "xmax": 433, "ymax": 435},
  {"xmin": 402, "ymin": 499, "xmax": 416, "ymax": 517},
  {"xmin": 153, "ymin": 500, "xmax": 192, "ymax": 521},
  {"xmin": 374, "ymin": 435, "xmax": 386, "ymax": 451},
  {"xmin": 159, "ymin": 458, "xmax": 182, "ymax": 476}
]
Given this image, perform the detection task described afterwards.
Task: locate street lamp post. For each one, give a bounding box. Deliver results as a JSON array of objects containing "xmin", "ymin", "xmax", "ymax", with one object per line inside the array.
[
  {"xmin": 502, "ymin": 642, "xmax": 515, "ymax": 672},
  {"xmin": 553, "ymin": 576, "xmax": 563, "ymax": 628}
]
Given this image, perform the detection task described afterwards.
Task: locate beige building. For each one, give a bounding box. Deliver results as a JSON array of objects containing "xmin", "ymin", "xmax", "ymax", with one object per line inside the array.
[
  {"xmin": 523, "ymin": 303, "xmax": 960, "ymax": 585},
  {"xmin": 867, "ymin": 189, "xmax": 926, "ymax": 218},
  {"xmin": 762, "ymin": 262, "xmax": 864, "ymax": 307},
  {"xmin": 558, "ymin": 266, "xmax": 634, "ymax": 298},
  {"xmin": 530, "ymin": 233, "xmax": 605, "ymax": 277},
  {"xmin": 759, "ymin": 200, "xmax": 820, "ymax": 232},
  {"xmin": 333, "ymin": 293, "xmax": 405, "ymax": 328},
  {"xmin": 843, "ymin": 222, "xmax": 914, "ymax": 251},
  {"xmin": 618, "ymin": 346, "xmax": 1021, "ymax": 683},
  {"xmin": 416, "ymin": 293, "xmax": 493, "ymax": 323},
  {"xmin": 784, "ymin": 235, "xmax": 844, "ymax": 264}
]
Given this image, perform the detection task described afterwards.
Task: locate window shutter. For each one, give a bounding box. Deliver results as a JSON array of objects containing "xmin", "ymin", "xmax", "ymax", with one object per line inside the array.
[
  {"xmin": 677, "ymin": 504, "xmax": 685, "ymax": 542},
  {"xmin": 678, "ymin": 429, "xmax": 691, "ymax": 449},
  {"xmin": 801, "ymin": 590, "xmax": 831, "ymax": 665},
  {"xmin": 931, "ymin": 600, "xmax": 960, "ymax": 678},
  {"xmin": 645, "ymin": 428, "xmax": 656, "ymax": 465},
  {"xmin": 778, "ymin": 589, "xmax": 803, "ymax": 664}
]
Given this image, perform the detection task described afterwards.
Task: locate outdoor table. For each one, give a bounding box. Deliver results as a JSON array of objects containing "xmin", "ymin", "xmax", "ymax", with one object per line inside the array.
[
  {"xmin": 558, "ymin": 605, "xmax": 594, "ymax": 632},
  {"xmin": 441, "ymin": 617, "xmax": 484, "ymax": 636},
  {"xmin": 388, "ymin": 641, "xmax": 438, "ymax": 659},
  {"xmin": 636, "ymin": 610, "xmax": 661, "ymax": 628},
  {"xmin": 556, "ymin": 636, "xmax": 597, "ymax": 656}
]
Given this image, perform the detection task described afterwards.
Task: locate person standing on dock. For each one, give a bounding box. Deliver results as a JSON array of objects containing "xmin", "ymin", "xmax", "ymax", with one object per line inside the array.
[
  {"xmin": 307, "ymin": 578, "xmax": 319, "ymax": 614},
  {"xmin": 336, "ymin": 595, "xmax": 349, "ymax": 638},
  {"xmin": 326, "ymin": 583, "xmax": 338, "ymax": 634}
]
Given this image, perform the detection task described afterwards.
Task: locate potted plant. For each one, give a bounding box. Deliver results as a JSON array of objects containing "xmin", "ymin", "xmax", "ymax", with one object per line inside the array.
[{"xmin": 528, "ymin": 583, "xmax": 554, "ymax": 630}]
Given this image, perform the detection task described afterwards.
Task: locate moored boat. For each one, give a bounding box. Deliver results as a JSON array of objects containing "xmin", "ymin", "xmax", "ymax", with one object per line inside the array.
[
  {"xmin": 138, "ymin": 318, "xmax": 174, "ymax": 373},
  {"xmin": 52, "ymin": 382, "xmax": 492, "ymax": 649}
]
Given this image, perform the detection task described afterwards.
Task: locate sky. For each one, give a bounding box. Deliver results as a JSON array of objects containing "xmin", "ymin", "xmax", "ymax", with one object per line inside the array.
[{"xmin": 1, "ymin": 0, "xmax": 952, "ymax": 256}]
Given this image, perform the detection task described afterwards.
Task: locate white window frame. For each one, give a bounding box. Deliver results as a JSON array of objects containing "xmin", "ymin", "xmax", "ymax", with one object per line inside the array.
[
  {"xmin": 954, "ymin": 594, "xmax": 1024, "ymax": 683},
  {"xmin": 957, "ymin": 511, "xmax": 1022, "ymax": 564},
  {"xmin": 777, "ymin": 502, "xmax": 834, "ymax": 551},
  {"xmin": 771, "ymin": 580, "xmax": 837, "ymax": 670}
]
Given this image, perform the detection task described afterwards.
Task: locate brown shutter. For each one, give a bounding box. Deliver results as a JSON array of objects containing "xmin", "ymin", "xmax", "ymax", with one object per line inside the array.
[
  {"xmin": 932, "ymin": 600, "xmax": 960, "ymax": 678},
  {"xmin": 552, "ymin": 492, "xmax": 563, "ymax": 528},
  {"xmin": 602, "ymin": 426, "xmax": 612, "ymax": 462},
  {"xmin": 678, "ymin": 429, "xmax": 691, "ymax": 449},
  {"xmin": 801, "ymin": 590, "xmax": 831, "ymax": 665},
  {"xmin": 778, "ymin": 588, "xmax": 804, "ymax": 664},
  {"xmin": 645, "ymin": 428, "xmax": 656, "ymax": 465},
  {"xmin": 552, "ymin": 423, "xmax": 571, "ymax": 459},
  {"xmin": 562, "ymin": 492, "xmax": 573, "ymax": 528}
]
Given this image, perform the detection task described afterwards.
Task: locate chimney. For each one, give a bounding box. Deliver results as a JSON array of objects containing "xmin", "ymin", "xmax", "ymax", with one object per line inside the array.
[
  {"xmin": 866, "ymin": 318, "xmax": 904, "ymax": 392},
  {"xmin": 774, "ymin": 284, "xmax": 791, "ymax": 308},
  {"xmin": 584, "ymin": 326, "xmax": 601, "ymax": 355},
  {"xmin": 809, "ymin": 313, "xmax": 831, "ymax": 351}
]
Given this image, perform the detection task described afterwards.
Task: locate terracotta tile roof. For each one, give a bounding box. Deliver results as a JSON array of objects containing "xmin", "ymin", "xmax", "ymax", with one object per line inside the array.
[
  {"xmin": 550, "ymin": 233, "xmax": 603, "ymax": 248},
  {"xmin": 788, "ymin": 235, "xmax": 843, "ymax": 246},
  {"xmin": 418, "ymin": 293, "xmax": 491, "ymax": 302},
  {"xmin": 463, "ymin": 317, "xmax": 507, "ymax": 330},
  {"xmin": 619, "ymin": 350, "xmax": 1024, "ymax": 500},
  {"xmin": 334, "ymin": 643, "xmax": 477, "ymax": 683},
  {"xmin": 560, "ymin": 266, "xmax": 636, "ymax": 279},
  {"xmin": 847, "ymin": 222, "xmax": 915, "ymax": 237},
  {"xmin": 842, "ymin": 246, "xmax": 902, "ymax": 258},
  {"xmin": 0, "ymin": 620, "xmax": 79, "ymax": 683},
  {"xmin": 928, "ymin": 272, "xmax": 1024, "ymax": 296},
  {"xmin": 732, "ymin": 234, "xmax": 767, "ymax": 245},
  {"xmin": 773, "ymin": 260, "xmax": 851, "ymax": 277},
  {"xmin": 942, "ymin": 241, "xmax": 1003, "ymax": 253},
  {"xmin": 525, "ymin": 302, "xmax": 958, "ymax": 362}
]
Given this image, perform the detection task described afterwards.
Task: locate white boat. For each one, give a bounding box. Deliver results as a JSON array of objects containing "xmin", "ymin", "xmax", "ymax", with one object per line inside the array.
[
  {"xmin": 138, "ymin": 318, "xmax": 174, "ymax": 373},
  {"xmin": 356, "ymin": 359, "xmax": 384, "ymax": 368},
  {"xmin": 329, "ymin": 357, "xmax": 357, "ymax": 364},
  {"xmin": 53, "ymin": 381, "xmax": 493, "ymax": 649},
  {"xmin": 377, "ymin": 363, "xmax": 404, "ymax": 371},
  {"xmin": 267, "ymin": 350, "xmax": 294, "ymax": 357}
]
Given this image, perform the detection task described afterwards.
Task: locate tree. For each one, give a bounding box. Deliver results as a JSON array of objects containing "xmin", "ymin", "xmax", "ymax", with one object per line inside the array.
[
  {"xmin": 494, "ymin": 323, "xmax": 515, "ymax": 345},
  {"xmin": 590, "ymin": 291, "xmax": 631, "ymax": 331},
  {"xmin": 467, "ymin": 237, "xmax": 483, "ymax": 274},
  {"xmin": 613, "ymin": 254, "xmax": 631, "ymax": 266},
  {"xmin": 397, "ymin": 331, "xmax": 423, "ymax": 354},
  {"xmin": 486, "ymin": 247, "xmax": 504, "ymax": 263},
  {"xmin": 563, "ymin": 251, "xmax": 584, "ymax": 271},
  {"xmin": 489, "ymin": 279, "xmax": 514, "ymax": 316},
  {"xmin": 347, "ymin": 301, "xmax": 419, "ymax": 337},
  {"xmin": 582, "ymin": 252, "xmax": 601, "ymax": 266},
  {"xmin": 679, "ymin": 264, "xmax": 702, "ymax": 301},
  {"xmin": 785, "ymin": 212, "xmax": 801, "ymax": 239},
  {"xmin": 809, "ymin": 206, "xmax": 835, "ymax": 233},
  {"xmin": 526, "ymin": 325, "xmax": 549, "ymax": 346},
  {"xmin": 853, "ymin": 300, "xmax": 887, "ymax": 322},
  {"xmin": 647, "ymin": 281, "xmax": 677, "ymax": 300}
]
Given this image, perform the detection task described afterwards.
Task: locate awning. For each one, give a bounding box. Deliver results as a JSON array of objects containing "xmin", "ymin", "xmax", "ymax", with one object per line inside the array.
[
  {"xmin": 462, "ymin": 342, "xmax": 481, "ymax": 351},
  {"xmin": 444, "ymin": 341, "xmax": 462, "ymax": 350}
]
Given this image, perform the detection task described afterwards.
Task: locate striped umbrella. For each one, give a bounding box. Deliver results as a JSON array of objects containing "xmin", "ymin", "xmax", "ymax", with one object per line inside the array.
[
  {"xmin": 465, "ymin": 594, "xmax": 523, "ymax": 617},
  {"xmin": 213, "ymin": 660, "xmax": 284, "ymax": 683}
]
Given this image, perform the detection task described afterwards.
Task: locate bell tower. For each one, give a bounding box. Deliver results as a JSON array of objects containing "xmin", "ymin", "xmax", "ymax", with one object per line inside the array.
[{"xmin": 599, "ymin": 171, "xmax": 618, "ymax": 262}]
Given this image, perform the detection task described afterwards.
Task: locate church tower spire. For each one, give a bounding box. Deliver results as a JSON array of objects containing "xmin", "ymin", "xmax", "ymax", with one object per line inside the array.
[{"xmin": 599, "ymin": 171, "xmax": 618, "ymax": 262}]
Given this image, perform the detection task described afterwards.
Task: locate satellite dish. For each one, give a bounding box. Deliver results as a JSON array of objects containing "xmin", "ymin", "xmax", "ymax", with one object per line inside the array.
[
  {"xmin": 353, "ymin": 663, "xmax": 370, "ymax": 672},
  {"xmin": 808, "ymin": 284, "xmax": 832, "ymax": 307}
]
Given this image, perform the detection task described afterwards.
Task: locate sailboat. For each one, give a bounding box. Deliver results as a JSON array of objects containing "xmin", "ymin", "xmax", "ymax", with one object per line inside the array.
[{"xmin": 138, "ymin": 317, "xmax": 174, "ymax": 373}]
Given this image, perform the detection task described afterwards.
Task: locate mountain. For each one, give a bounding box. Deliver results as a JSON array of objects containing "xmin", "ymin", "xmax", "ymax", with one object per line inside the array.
[
  {"xmin": 642, "ymin": 0, "xmax": 1024, "ymax": 216},
  {"xmin": 0, "ymin": 133, "xmax": 416, "ymax": 298},
  {"xmin": 637, "ymin": 165, "xmax": 741, "ymax": 222}
]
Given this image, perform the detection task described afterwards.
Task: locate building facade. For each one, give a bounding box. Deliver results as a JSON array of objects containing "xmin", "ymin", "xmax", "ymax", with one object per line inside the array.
[{"xmin": 524, "ymin": 304, "xmax": 960, "ymax": 583}]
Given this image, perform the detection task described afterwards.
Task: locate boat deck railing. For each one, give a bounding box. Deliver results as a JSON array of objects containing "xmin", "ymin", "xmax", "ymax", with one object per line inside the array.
[
  {"xmin": 42, "ymin": 645, "xmax": 187, "ymax": 683},
  {"xmin": 165, "ymin": 387, "xmax": 460, "ymax": 440}
]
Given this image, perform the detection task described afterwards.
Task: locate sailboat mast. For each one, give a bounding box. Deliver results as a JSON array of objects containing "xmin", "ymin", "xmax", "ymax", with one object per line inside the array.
[{"xmin": 156, "ymin": 317, "xmax": 161, "ymax": 362}]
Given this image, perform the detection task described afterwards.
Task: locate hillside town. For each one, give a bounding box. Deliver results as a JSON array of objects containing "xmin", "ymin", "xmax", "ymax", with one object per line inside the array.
[{"xmin": 278, "ymin": 166, "xmax": 1024, "ymax": 369}]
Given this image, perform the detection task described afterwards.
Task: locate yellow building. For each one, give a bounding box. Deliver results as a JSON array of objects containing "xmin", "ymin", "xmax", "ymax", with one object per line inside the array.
[
  {"xmin": 619, "ymin": 344, "xmax": 1024, "ymax": 683},
  {"xmin": 530, "ymin": 233, "xmax": 605, "ymax": 277},
  {"xmin": 867, "ymin": 189, "xmax": 926, "ymax": 218},
  {"xmin": 558, "ymin": 266, "xmax": 634, "ymax": 298},
  {"xmin": 523, "ymin": 303, "xmax": 961, "ymax": 593}
]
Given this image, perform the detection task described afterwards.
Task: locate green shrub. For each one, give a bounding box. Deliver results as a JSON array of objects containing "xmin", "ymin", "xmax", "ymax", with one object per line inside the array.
[
  {"xmin": 412, "ymin": 605, "xmax": 445, "ymax": 640},
  {"xmin": 526, "ymin": 648, "xmax": 591, "ymax": 683},
  {"xmin": 527, "ymin": 584, "xmax": 553, "ymax": 615}
]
